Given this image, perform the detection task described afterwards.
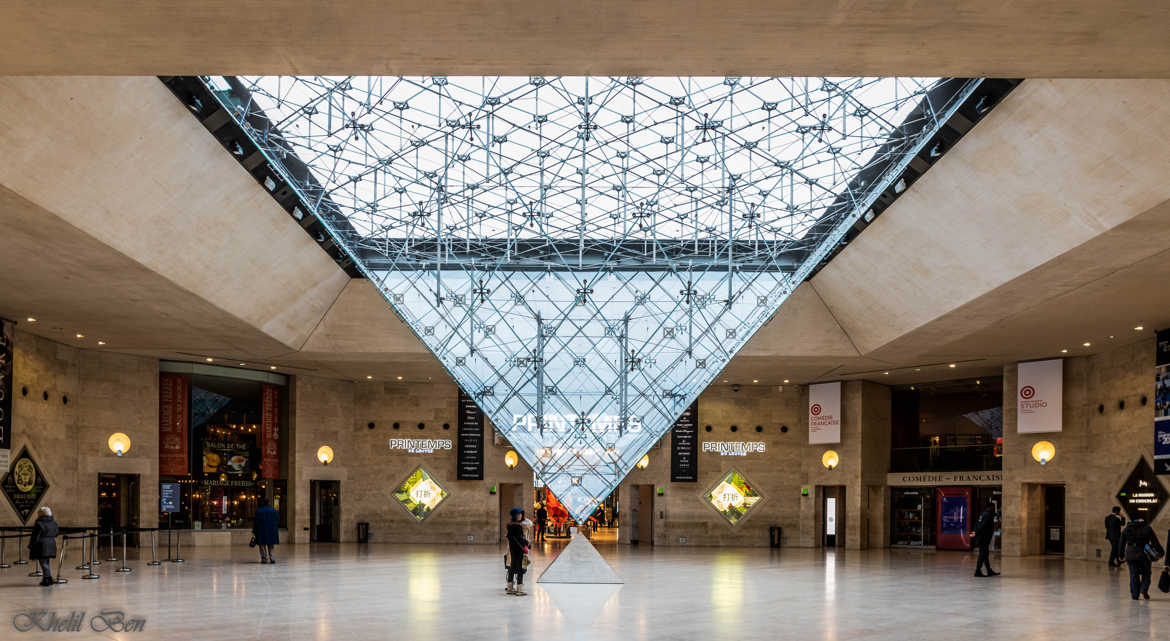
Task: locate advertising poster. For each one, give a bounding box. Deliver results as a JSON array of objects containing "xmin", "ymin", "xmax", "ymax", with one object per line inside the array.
[
  {"xmin": 670, "ymin": 401, "xmax": 699, "ymax": 482},
  {"xmin": 0, "ymin": 446, "xmax": 50, "ymax": 523},
  {"xmin": 456, "ymin": 388, "xmax": 485, "ymax": 480},
  {"xmin": 158, "ymin": 374, "xmax": 189, "ymax": 475},
  {"xmin": 1017, "ymin": 359, "xmax": 1063, "ymax": 433},
  {"xmin": 160, "ymin": 482, "xmax": 181, "ymax": 513},
  {"xmin": 202, "ymin": 437, "xmax": 250, "ymax": 477},
  {"xmin": 0, "ymin": 319, "xmax": 12, "ymax": 471},
  {"xmin": 1155, "ymin": 330, "xmax": 1170, "ymax": 474},
  {"xmin": 808, "ymin": 382, "xmax": 841, "ymax": 444},
  {"xmin": 935, "ymin": 487, "xmax": 972, "ymax": 550},
  {"xmin": 260, "ymin": 385, "xmax": 280, "ymax": 479}
]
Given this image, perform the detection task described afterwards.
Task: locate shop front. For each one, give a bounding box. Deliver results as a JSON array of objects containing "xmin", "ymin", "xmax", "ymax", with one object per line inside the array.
[{"xmin": 888, "ymin": 471, "xmax": 1002, "ymax": 550}]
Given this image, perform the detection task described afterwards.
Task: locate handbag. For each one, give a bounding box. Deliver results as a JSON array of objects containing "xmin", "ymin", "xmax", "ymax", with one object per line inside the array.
[
  {"xmin": 1159, "ymin": 568, "xmax": 1170, "ymax": 594},
  {"xmin": 249, "ymin": 535, "xmax": 257, "ymax": 548},
  {"xmin": 1144, "ymin": 541, "xmax": 1164, "ymax": 562}
]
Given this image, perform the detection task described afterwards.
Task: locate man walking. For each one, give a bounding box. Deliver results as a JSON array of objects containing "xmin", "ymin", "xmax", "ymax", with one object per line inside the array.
[
  {"xmin": 972, "ymin": 503, "xmax": 999, "ymax": 577},
  {"xmin": 1120, "ymin": 516, "xmax": 1162, "ymax": 600},
  {"xmin": 251, "ymin": 497, "xmax": 280, "ymax": 564},
  {"xmin": 1105, "ymin": 506, "xmax": 1125, "ymax": 568},
  {"xmin": 534, "ymin": 503, "xmax": 548, "ymax": 542}
]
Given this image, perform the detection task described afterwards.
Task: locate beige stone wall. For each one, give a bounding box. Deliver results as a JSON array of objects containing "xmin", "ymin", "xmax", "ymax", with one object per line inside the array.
[
  {"xmin": 3, "ymin": 330, "xmax": 158, "ymax": 529},
  {"xmin": 1002, "ymin": 338, "xmax": 1169, "ymax": 560},
  {"xmin": 619, "ymin": 380, "xmax": 892, "ymax": 548},
  {"xmin": 289, "ymin": 375, "xmax": 532, "ymax": 544}
]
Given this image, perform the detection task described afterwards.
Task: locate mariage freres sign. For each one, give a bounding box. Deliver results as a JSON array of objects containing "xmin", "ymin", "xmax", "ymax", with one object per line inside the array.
[{"xmin": 389, "ymin": 439, "xmax": 452, "ymax": 454}]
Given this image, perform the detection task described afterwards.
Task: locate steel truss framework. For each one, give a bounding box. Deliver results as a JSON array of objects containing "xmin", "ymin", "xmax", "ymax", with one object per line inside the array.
[{"xmin": 204, "ymin": 75, "xmax": 981, "ymax": 520}]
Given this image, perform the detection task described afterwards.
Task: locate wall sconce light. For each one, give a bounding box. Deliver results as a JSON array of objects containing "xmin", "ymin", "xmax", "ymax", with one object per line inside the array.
[
  {"xmin": 1031, "ymin": 440, "xmax": 1056, "ymax": 466},
  {"xmin": 637, "ymin": 454, "xmax": 650, "ymax": 469},
  {"xmin": 107, "ymin": 432, "xmax": 131, "ymax": 456},
  {"xmin": 821, "ymin": 450, "xmax": 839, "ymax": 471},
  {"xmin": 316, "ymin": 445, "xmax": 335, "ymax": 466},
  {"xmin": 504, "ymin": 450, "xmax": 519, "ymax": 469}
]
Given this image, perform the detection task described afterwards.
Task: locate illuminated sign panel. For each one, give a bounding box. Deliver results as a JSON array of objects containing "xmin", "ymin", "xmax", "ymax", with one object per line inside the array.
[
  {"xmin": 393, "ymin": 467, "xmax": 449, "ymax": 521},
  {"xmin": 701, "ymin": 441, "xmax": 766, "ymax": 456},
  {"xmin": 389, "ymin": 439, "xmax": 453, "ymax": 454},
  {"xmin": 704, "ymin": 469, "xmax": 763, "ymax": 525},
  {"xmin": 1117, "ymin": 458, "xmax": 1168, "ymax": 522}
]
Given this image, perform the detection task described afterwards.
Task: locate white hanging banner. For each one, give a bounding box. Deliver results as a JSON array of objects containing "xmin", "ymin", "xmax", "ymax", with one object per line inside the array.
[
  {"xmin": 809, "ymin": 382, "xmax": 842, "ymax": 444},
  {"xmin": 1017, "ymin": 359, "xmax": 1063, "ymax": 433}
]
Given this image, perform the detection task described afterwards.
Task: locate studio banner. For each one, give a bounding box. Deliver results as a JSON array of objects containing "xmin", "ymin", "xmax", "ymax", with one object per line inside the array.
[
  {"xmin": 1017, "ymin": 359, "xmax": 1063, "ymax": 433},
  {"xmin": 808, "ymin": 382, "xmax": 841, "ymax": 444},
  {"xmin": 670, "ymin": 401, "xmax": 699, "ymax": 482},
  {"xmin": 260, "ymin": 384, "xmax": 280, "ymax": 479},
  {"xmin": 1154, "ymin": 329, "xmax": 1170, "ymax": 474},
  {"xmin": 0, "ymin": 319, "xmax": 13, "ymax": 471},
  {"xmin": 158, "ymin": 374, "xmax": 189, "ymax": 476}
]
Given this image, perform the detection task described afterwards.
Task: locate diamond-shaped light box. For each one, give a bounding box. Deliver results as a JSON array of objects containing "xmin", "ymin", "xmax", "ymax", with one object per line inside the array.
[
  {"xmin": 202, "ymin": 75, "xmax": 980, "ymax": 521},
  {"xmin": 393, "ymin": 466, "xmax": 449, "ymax": 521},
  {"xmin": 705, "ymin": 469, "xmax": 764, "ymax": 525}
]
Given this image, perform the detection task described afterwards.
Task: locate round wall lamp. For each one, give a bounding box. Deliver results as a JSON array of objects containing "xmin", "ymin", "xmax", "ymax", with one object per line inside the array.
[
  {"xmin": 637, "ymin": 454, "xmax": 650, "ymax": 469},
  {"xmin": 504, "ymin": 450, "xmax": 519, "ymax": 469},
  {"xmin": 1031, "ymin": 440, "xmax": 1056, "ymax": 466},
  {"xmin": 821, "ymin": 450, "xmax": 839, "ymax": 471},
  {"xmin": 107, "ymin": 432, "xmax": 131, "ymax": 456},
  {"xmin": 316, "ymin": 445, "xmax": 335, "ymax": 466}
]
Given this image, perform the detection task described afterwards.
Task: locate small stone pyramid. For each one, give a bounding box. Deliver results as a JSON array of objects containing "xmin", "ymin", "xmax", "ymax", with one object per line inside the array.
[{"xmin": 537, "ymin": 533, "xmax": 623, "ymax": 584}]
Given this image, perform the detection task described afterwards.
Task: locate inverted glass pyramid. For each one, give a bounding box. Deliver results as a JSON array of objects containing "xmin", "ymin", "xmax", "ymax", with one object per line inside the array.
[{"xmin": 202, "ymin": 76, "xmax": 981, "ymax": 521}]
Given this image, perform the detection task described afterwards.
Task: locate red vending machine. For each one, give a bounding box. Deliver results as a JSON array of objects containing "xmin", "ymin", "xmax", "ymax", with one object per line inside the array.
[{"xmin": 935, "ymin": 487, "xmax": 972, "ymax": 550}]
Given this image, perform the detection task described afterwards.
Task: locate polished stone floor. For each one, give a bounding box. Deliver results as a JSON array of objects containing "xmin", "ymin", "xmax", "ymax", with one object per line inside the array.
[{"xmin": 0, "ymin": 537, "xmax": 1166, "ymax": 641}]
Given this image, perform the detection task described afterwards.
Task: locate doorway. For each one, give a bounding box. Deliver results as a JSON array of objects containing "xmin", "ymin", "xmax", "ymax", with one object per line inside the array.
[
  {"xmin": 822, "ymin": 486, "xmax": 846, "ymax": 548},
  {"xmin": 630, "ymin": 484, "xmax": 654, "ymax": 545},
  {"xmin": 498, "ymin": 483, "xmax": 524, "ymax": 542},
  {"xmin": 1044, "ymin": 484, "xmax": 1065, "ymax": 555},
  {"xmin": 98, "ymin": 473, "xmax": 140, "ymax": 544},
  {"xmin": 309, "ymin": 480, "xmax": 340, "ymax": 542}
]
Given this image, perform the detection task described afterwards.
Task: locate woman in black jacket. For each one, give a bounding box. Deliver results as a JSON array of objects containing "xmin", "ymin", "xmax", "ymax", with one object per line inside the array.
[
  {"xmin": 505, "ymin": 507, "xmax": 529, "ymax": 596},
  {"xmin": 28, "ymin": 506, "xmax": 59, "ymax": 586},
  {"xmin": 1120, "ymin": 517, "xmax": 1161, "ymax": 600}
]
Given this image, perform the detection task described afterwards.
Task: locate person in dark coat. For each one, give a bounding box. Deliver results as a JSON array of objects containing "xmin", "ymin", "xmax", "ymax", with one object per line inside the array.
[
  {"xmin": 1105, "ymin": 506, "xmax": 1125, "ymax": 568},
  {"xmin": 505, "ymin": 507, "xmax": 529, "ymax": 596},
  {"xmin": 535, "ymin": 503, "xmax": 548, "ymax": 542},
  {"xmin": 28, "ymin": 506, "xmax": 59, "ymax": 586},
  {"xmin": 1120, "ymin": 517, "xmax": 1161, "ymax": 600},
  {"xmin": 251, "ymin": 498, "xmax": 280, "ymax": 564},
  {"xmin": 972, "ymin": 503, "xmax": 999, "ymax": 577}
]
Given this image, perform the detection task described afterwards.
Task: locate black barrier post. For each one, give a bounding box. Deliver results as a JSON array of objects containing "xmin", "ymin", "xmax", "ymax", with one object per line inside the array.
[
  {"xmin": 1, "ymin": 533, "xmax": 8, "ymax": 569},
  {"xmin": 106, "ymin": 528, "xmax": 117, "ymax": 562},
  {"xmin": 115, "ymin": 530, "xmax": 131, "ymax": 573},
  {"xmin": 75, "ymin": 531, "xmax": 90, "ymax": 571},
  {"xmin": 172, "ymin": 526, "xmax": 184, "ymax": 563},
  {"xmin": 54, "ymin": 537, "xmax": 69, "ymax": 584},
  {"xmin": 82, "ymin": 534, "xmax": 99, "ymax": 580},
  {"xmin": 148, "ymin": 529, "xmax": 160, "ymax": 566},
  {"xmin": 14, "ymin": 530, "xmax": 28, "ymax": 565},
  {"xmin": 90, "ymin": 529, "xmax": 100, "ymax": 566}
]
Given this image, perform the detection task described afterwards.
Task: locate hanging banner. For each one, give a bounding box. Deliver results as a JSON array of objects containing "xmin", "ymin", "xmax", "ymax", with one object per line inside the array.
[
  {"xmin": 1017, "ymin": 359, "xmax": 1063, "ymax": 433},
  {"xmin": 457, "ymin": 388, "xmax": 484, "ymax": 480},
  {"xmin": 158, "ymin": 374, "xmax": 189, "ymax": 475},
  {"xmin": 808, "ymin": 382, "xmax": 841, "ymax": 444},
  {"xmin": 0, "ymin": 319, "xmax": 13, "ymax": 471},
  {"xmin": 670, "ymin": 401, "xmax": 699, "ymax": 482},
  {"xmin": 1155, "ymin": 330, "xmax": 1170, "ymax": 474},
  {"xmin": 260, "ymin": 384, "xmax": 280, "ymax": 479}
]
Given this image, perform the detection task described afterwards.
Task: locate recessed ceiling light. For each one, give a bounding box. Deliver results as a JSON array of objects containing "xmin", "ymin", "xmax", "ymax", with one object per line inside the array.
[
  {"xmin": 1109, "ymin": 335, "xmax": 1115, "ymax": 339},
  {"xmin": 26, "ymin": 317, "xmax": 36, "ymax": 323},
  {"xmin": 1082, "ymin": 342, "xmax": 1091, "ymax": 347},
  {"xmin": 948, "ymin": 363, "xmax": 956, "ymax": 368},
  {"xmin": 915, "ymin": 368, "xmax": 921, "ymax": 372},
  {"xmin": 1060, "ymin": 349, "xmax": 1068, "ymax": 353},
  {"xmin": 205, "ymin": 357, "xmax": 214, "ymax": 362},
  {"xmin": 97, "ymin": 340, "xmax": 106, "ymax": 346},
  {"xmin": 752, "ymin": 379, "xmax": 759, "ymax": 383},
  {"xmin": 269, "ymin": 365, "xmax": 277, "ymax": 370},
  {"xmin": 75, "ymin": 333, "xmax": 84, "ymax": 339},
  {"xmin": 782, "ymin": 379, "xmax": 789, "ymax": 384},
  {"xmin": 396, "ymin": 375, "xmax": 404, "ymax": 381},
  {"xmin": 883, "ymin": 371, "xmax": 889, "ymax": 375},
  {"xmin": 1135, "ymin": 325, "xmax": 1144, "ymax": 331},
  {"xmin": 239, "ymin": 362, "xmax": 247, "ymax": 366},
  {"xmin": 723, "ymin": 379, "xmax": 729, "ymax": 383},
  {"xmin": 976, "ymin": 379, "xmax": 981, "ymax": 385},
  {"xmin": 910, "ymin": 385, "xmax": 916, "ymax": 391},
  {"xmin": 366, "ymin": 375, "xmax": 373, "ymax": 380}
]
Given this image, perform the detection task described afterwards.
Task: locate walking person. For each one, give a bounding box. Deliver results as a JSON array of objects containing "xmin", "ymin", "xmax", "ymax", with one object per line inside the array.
[
  {"xmin": 535, "ymin": 503, "xmax": 548, "ymax": 542},
  {"xmin": 1105, "ymin": 506, "xmax": 1125, "ymax": 568},
  {"xmin": 972, "ymin": 503, "xmax": 999, "ymax": 577},
  {"xmin": 28, "ymin": 506, "xmax": 59, "ymax": 586},
  {"xmin": 251, "ymin": 497, "xmax": 279, "ymax": 564},
  {"xmin": 1120, "ymin": 516, "xmax": 1162, "ymax": 600},
  {"xmin": 505, "ymin": 507, "xmax": 529, "ymax": 596}
]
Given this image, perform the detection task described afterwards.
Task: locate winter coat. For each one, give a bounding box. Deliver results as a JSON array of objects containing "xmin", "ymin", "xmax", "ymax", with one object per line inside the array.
[
  {"xmin": 1120, "ymin": 520, "xmax": 1161, "ymax": 562},
  {"xmin": 252, "ymin": 505, "xmax": 280, "ymax": 546},
  {"xmin": 28, "ymin": 516, "xmax": 59, "ymax": 559},
  {"xmin": 972, "ymin": 508, "xmax": 996, "ymax": 547},
  {"xmin": 1105, "ymin": 513, "xmax": 1124, "ymax": 541},
  {"xmin": 506, "ymin": 521, "xmax": 528, "ymax": 569}
]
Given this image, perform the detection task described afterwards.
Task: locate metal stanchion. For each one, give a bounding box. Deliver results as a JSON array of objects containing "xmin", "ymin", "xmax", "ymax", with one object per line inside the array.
[
  {"xmin": 171, "ymin": 528, "xmax": 184, "ymax": 563},
  {"xmin": 75, "ymin": 532, "xmax": 90, "ymax": 571},
  {"xmin": 90, "ymin": 529, "xmax": 100, "ymax": 566},
  {"xmin": 148, "ymin": 529, "xmax": 161, "ymax": 566},
  {"xmin": 82, "ymin": 534, "xmax": 99, "ymax": 579},
  {"xmin": 1, "ymin": 534, "xmax": 8, "ymax": 569},
  {"xmin": 14, "ymin": 530, "xmax": 28, "ymax": 565},
  {"xmin": 106, "ymin": 529, "xmax": 117, "ymax": 562},
  {"xmin": 54, "ymin": 537, "xmax": 68, "ymax": 584},
  {"xmin": 115, "ymin": 530, "xmax": 131, "ymax": 573}
]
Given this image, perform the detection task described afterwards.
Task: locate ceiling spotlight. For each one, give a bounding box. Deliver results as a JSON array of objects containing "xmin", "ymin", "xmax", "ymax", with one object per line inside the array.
[
  {"xmin": 97, "ymin": 340, "xmax": 106, "ymax": 346},
  {"xmin": 752, "ymin": 379, "xmax": 759, "ymax": 383},
  {"xmin": 976, "ymin": 379, "xmax": 981, "ymax": 385},
  {"xmin": 75, "ymin": 333, "xmax": 84, "ymax": 339},
  {"xmin": 863, "ymin": 209, "xmax": 875, "ymax": 223},
  {"xmin": 205, "ymin": 357, "xmax": 214, "ymax": 362},
  {"xmin": 914, "ymin": 368, "xmax": 921, "ymax": 372},
  {"xmin": 269, "ymin": 365, "xmax": 277, "ymax": 370},
  {"xmin": 883, "ymin": 371, "xmax": 889, "ymax": 375},
  {"xmin": 239, "ymin": 363, "xmax": 247, "ymax": 366},
  {"xmin": 1135, "ymin": 325, "xmax": 1144, "ymax": 331},
  {"xmin": 366, "ymin": 375, "xmax": 374, "ymax": 380},
  {"xmin": 948, "ymin": 363, "xmax": 956, "ymax": 368},
  {"xmin": 1082, "ymin": 342, "xmax": 1091, "ymax": 347},
  {"xmin": 26, "ymin": 317, "xmax": 36, "ymax": 323},
  {"xmin": 1060, "ymin": 349, "xmax": 1068, "ymax": 353},
  {"xmin": 396, "ymin": 376, "xmax": 403, "ymax": 381},
  {"xmin": 292, "ymin": 206, "xmax": 305, "ymax": 221},
  {"xmin": 782, "ymin": 379, "xmax": 789, "ymax": 384}
]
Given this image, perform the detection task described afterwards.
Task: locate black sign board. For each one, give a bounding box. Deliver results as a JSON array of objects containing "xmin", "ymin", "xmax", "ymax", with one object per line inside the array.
[
  {"xmin": 0, "ymin": 446, "xmax": 50, "ymax": 523},
  {"xmin": 1157, "ymin": 329, "xmax": 1170, "ymax": 367},
  {"xmin": 1117, "ymin": 457, "xmax": 1169, "ymax": 522},
  {"xmin": 457, "ymin": 388, "xmax": 485, "ymax": 480},
  {"xmin": 670, "ymin": 401, "xmax": 699, "ymax": 483},
  {"xmin": 0, "ymin": 319, "xmax": 13, "ymax": 453},
  {"xmin": 160, "ymin": 482, "xmax": 181, "ymax": 513},
  {"xmin": 1155, "ymin": 329, "xmax": 1170, "ymax": 474}
]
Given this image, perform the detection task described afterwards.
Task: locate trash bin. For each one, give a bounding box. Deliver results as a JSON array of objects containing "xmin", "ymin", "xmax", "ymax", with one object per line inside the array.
[
  {"xmin": 769, "ymin": 526, "xmax": 782, "ymax": 548},
  {"xmin": 357, "ymin": 522, "xmax": 370, "ymax": 544}
]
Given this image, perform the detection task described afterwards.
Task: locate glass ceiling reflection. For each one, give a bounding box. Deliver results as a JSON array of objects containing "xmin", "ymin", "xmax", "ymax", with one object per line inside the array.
[{"xmin": 203, "ymin": 76, "xmax": 980, "ymax": 520}]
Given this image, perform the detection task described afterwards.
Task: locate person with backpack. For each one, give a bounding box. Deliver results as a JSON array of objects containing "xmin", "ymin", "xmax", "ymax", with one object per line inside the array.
[{"xmin": 1119, "ymin": 516, "xmax": 1162, "ymax": 600}]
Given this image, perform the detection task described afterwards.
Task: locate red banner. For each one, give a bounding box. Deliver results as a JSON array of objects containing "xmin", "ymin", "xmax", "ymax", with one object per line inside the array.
[
  {"xmin": 260, "ymin": 385, "xmax": 280, "ymax": 479},
  {"xmin": 158, "ymin": 374, "xmax": 189, "ymax": 475}
]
